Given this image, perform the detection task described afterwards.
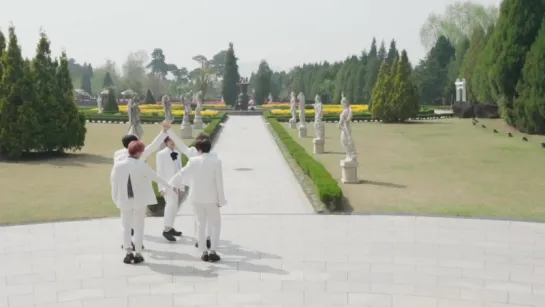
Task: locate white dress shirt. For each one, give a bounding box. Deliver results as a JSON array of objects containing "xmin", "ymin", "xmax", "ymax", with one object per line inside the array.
[
  {"xmin": 156, "ymin": 147, "xmax": 182, "ymax": 193},
  {"xmin": 169, "ymin": 153, "xmax": 226, "ymax": 206}
]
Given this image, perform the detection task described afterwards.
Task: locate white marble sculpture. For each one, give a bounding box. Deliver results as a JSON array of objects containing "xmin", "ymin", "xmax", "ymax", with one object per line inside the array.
[
  {"xmin": 161, "ymin": 94, "xmax": 173, "ymax": 122},
  {"xmin": 193, "ymin": 90, "xmax": 204, "ymax": 129},
  {"xmin": 127, "ymin": 99, "xmax": 143, "ymax": 139},
  {"xmin": 267, "ymin": 93, "xmax": 273, "ymax": 104},
  {"xmin": 338, "ymin": 96, "xmax": 358, "ymax": 183},
  {"xmin": 297, "ymin": 92, "xmax": 307, "ymax": 137},
  {"xmin": 313, "ymin": 94, "xmax": 325, "ymax": 154},
  {"xmin": 180, "ymin": 93, "xmax": 193, "ymax": 139},
  {"xmin": 288, "ymin": 92, "xmax": 297, "ymax": 128},
  {"xmin": 96, "ymin": 96, "xmax": 103, "ymax": 114}
]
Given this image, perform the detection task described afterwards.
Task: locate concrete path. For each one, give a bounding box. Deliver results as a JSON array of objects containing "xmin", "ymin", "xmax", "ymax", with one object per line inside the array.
[
  {"xmin": 180, "ymin": 115, "xmax": 313, "ymax": 215},
  {"xmin": 1, "ymin": 216, "xmax": 544, "ymax": 307}
]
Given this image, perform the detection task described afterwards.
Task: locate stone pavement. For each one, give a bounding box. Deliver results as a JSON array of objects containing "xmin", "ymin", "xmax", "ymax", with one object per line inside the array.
[
  {"xmin": 1, "ymin": 116, "xmax": 545, "ymax": 307},
  {"xmin": 1, "ymin": 216, "xmax": 545, "ymax": 307}
]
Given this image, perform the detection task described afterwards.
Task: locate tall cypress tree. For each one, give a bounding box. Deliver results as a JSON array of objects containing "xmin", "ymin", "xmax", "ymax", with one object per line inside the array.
[
  {"xmin": 33, "ymin": 32, "xmax": 63, "ymax": 151},
  {"xmin": 103, "ymin": 72, "xmax": 114, "ymax": 88},
  {"xmin": 0, "ymin": 30, "xmax": 6, "ymax": 91},
  {"xmin": 103, "ymin": 88, "xmax": 119, "ymax": 113},
  {"xmin": 371, "ymin": 60, "xmax": 392, "ymax": 120},
  {"xmin": 386, "ymin": 39, "xmax": 399, "ymax": 65},
  {"xmin": 392, "ymin": 50, "xmax": 419, "ymax": 121},
  {"xmin": 221, "ymin": 42, "xmax": 240, "ymax": 106},
  {"xmin": 0, "ymin": 27, "xmax": 39, "ymax": 158},
  {"xmin": 57, "ymin": 52, "xmax": 86, "ymax": 149},
  {"xmin": 363, "ymin": 38, "xmax": 380, "ymax": 106},
  {"xmin": 80, "ymin": 63, "xmax": 93, "ymax": 96},
  {"xmin": 254, "ymin": 60, "xmax": 272, "ymax": 105},
  {"xmin": 486, "ymin": 0, "xmax": 545, "ymax": 124}
]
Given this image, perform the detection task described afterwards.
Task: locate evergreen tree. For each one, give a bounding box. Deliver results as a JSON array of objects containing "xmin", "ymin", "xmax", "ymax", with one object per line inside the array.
[
  {"xmin": 486, "ymin": 0, "xmax": 545, "ymax": 124},
  {"xmin": 386, "ymin": 39, "xmax": 399, "ymax": 65},
  {"xmin": 80, "ymin": 63, "xmax": 93, "ymax": 95},
  {"xmin": 459, "ymin": 26, "xmax": 487, "ymax": 102},
  {"xmin": 377, "ymin": 40, "xmax": 387, "ymax": 60},
  {"xmin": 144, "ymin": 89, "xmax": 155, "ymax": 104},
  {"xmin": 103, "ymin": 71, "xmax": 114, "ymax": 88},
  {"xmin": 221, "ymin": 42, "xmax": 240, "ymax": 106},
  {"xmin": 392, "ymin": 50, "xmax": 419, "ymax": 121},
  {"xmin": 0, "ymin": 30, "xmax": 5, "ymax": 89},
  {"xmin": 103, "ymin": 88, "xmax": 119, "ymax": 113},
  {"xmin": 33, "ymin": 32, "xmax": 63, "ymax": 151},
  {"xmin": 471, "ymin": 23, "xmax": 496, "ymax": 104},
  {"xmin": 0, "ymin": 27, "xmax": 39, "ymax": 158},
  {"xmin": 254, "ymin": 60, "xmax": 272, "ymax": 105},
  {"xmin": 56, "ymin": 52, "xmax": 86, "ymax": 150},
  {"xmin": 371, "ymin": 60, "xmax": 393, "ymax": 120},
  {"xmin": 513, "ymin": 19, "xmax": 545, "ymax": 133},
  {"xmin": 363, "ymin": 38, "xmax": 380, "ymax": 106}
]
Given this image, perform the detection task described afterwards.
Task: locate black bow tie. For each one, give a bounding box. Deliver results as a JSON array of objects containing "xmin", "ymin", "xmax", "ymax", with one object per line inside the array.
[{"xmin": 170, "ymin": 152, "xmax": 178, "ymax": 161}]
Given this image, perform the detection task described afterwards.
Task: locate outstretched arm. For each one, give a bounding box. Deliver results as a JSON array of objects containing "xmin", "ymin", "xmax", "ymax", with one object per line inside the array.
[
  {"xmin": 141, "ymin": 130, "xmax": 167, "ymax": 161},
  {"xmin": 155, "ymin": 152, "xmax": 167, "ymax": 193},
  {"xmin": 169, "ymin": 159, "xmax": 194, "ymax": 189},
  {"xmin": 137, "ymin": 160, "xmax": 173, "ymax": 191},
  {"xmin": 215, "ymin": 160, "xmax": 227, "ymax": 206},
  {"xmin": 166, "ymin": 129, "xmax": 196, "ymax": 158}
]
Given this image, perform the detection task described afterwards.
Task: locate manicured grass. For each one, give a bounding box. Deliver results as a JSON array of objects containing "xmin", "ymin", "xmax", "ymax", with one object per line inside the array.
[
  {"xmin": 0, "ymin": 123, "xmax": 202, "ymax": 225},
  {"xmin": 285, "ymin": 118, "xmax": 545, "ymax": 220}
]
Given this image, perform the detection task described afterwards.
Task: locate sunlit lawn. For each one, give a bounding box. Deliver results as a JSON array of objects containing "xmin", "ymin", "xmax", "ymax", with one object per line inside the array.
[
  {"xmin": 285, "ymin": 118, "xmax": 545, "ymax": 220},
  {"xmin": 0, "ymin": 123, "xmax": 201, "ymax": 225}
]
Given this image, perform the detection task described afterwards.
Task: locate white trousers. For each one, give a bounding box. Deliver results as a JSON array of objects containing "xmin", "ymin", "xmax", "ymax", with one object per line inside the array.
[
  {"xmin": 192, "ymin": 202, "xmax": 221, "ymax": 253},
  {"xmin": 164, "ymin": 193, "xmax": 181, "ymax": 228},
  {"xmin": 120, "ymin": 206, "xmax": 146, "ymax": 253}
]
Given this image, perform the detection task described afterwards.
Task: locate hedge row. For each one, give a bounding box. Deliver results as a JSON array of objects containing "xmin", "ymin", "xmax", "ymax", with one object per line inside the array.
[
  {"xmin": 267, "ymin": 117, "xmax": 344, "ymax": 211},
  {"xmin": 85, "ymin": 113, "xmax": 225, "ymax": 124},
  {"xmin": 265, "ymin": 110, "xmax": 453, "ymax": 122},
  {"xmin": 148, "ymin": 112, "xmax": 227, "ymax": 216}
]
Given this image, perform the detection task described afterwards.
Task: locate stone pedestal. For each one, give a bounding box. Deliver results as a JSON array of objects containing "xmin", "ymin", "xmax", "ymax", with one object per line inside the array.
[
  {"xmin": 298, "ymin": 125, "xmax": 307, "ymax": 138},
  {"xmin": 313, "ymin": 138, "xmax": 324, "ymax": 154},
  {"xmin": 340, "ymin": 160, "xmax": 359, "ymax": 184},
  {"xmin": 289, "ymin": 119, "xmax": 296, "ymax": 129},
  {"xmin": 193, "ymin": 116, "xmax": 203, "ymax": 129},
  {"xmin": 181, "ymin": 122, "xmax": 193, "ymax": 139}
]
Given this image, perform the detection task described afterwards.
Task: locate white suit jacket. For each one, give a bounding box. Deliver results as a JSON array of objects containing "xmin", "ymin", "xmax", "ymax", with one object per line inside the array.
[
  {"xmin": 169, "ymin": 153, "xmax": 226, "ymax": 206},
  {"xmin": 156, "ymin": 147, "xmax": 182, "ymax": 193},
  {"xmin": 110, "ymin": 157, "xmax": 172, "ymax": 209},
  {"xmin": 113, "ymin": 131, "xmax": 168, "ymax": 164}
]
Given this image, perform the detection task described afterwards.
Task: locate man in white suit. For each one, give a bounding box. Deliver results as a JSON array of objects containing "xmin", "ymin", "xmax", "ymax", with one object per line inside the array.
[
  {"xmin": 156, "ymin": 136, "xmax": 184, "ymax": 242},
  {"xmin": 169, "ymin": 137, "xmax": 226, "ymax": 262},
  {"xmin": 110, "ymin": 140, "xmax": 178, "ymax": 264},
  {"xmin": 113, "ymin": 121, "xmax": 171, "ymax": 251},
  {"xmin": 162, "ymin": 132, "xmax": 214, "ymax": 249}
]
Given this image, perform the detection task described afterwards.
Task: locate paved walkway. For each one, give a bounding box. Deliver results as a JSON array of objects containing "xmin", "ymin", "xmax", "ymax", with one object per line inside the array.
[{"xmin": 1, "ymin": 116, "xmax": 545, "ymax": 307}]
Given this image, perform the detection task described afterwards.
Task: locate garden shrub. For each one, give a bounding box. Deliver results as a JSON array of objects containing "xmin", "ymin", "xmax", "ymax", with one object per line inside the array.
[{"xmin": 267, "ymin": 118, "xmax": 344, "ymax": 211}]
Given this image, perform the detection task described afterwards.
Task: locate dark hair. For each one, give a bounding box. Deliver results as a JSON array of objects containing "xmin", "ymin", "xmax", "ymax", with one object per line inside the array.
[
  {"xmin": 122, "ymin": 134, "xmax": 139, "ymax": 148},
  {"xmin": 195, "ymin": 138, "xmax": 211, "ymax": 153},
  {"xmin": 128, "ymin": 140, "xmax": 145, "ymax": 156},
  {"xmin": 195, "ymin": 132, "xmax": 210, "ymax": 141},
  {"xmin": 164, "ymin": 136, "xmax": 171, "ymax": 144}
]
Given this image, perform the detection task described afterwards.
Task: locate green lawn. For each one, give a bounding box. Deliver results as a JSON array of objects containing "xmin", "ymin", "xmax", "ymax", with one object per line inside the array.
[
  {"xmin": 0, "ymin": 123, "xmax": 201, "ymax": 225},
  {"xmin": 285, "ymin": 118, "xmax": 545, "ymax": 220}
]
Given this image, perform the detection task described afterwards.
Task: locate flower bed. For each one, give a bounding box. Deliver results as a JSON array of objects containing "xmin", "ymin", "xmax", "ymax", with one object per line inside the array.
[
  {"xmin": 85, "ymin": 112, "xmax": 225, "ymax": 124},
  {"xmin": 84, "ymin": 105, "xmax": 220, "ymax": 117},
  {"xmin": 264, "ymin": 109, "xmax": 447, "ymax": 122},
  {"xmin": 148, "ymin": 112, "xmax": 227, "ymax": 216}
]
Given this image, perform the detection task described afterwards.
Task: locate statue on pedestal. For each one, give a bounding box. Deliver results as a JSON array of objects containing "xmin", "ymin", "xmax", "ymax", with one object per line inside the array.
[
  {"xmin": 289, "ymin": 92, "xmax": 297, "ymax": 127},
  {"xmin": 297, "ymin": 92, "xmax": 306, "ymax": 126},
  {"xmin": 193, "ymin": 90, "xmax": 204, "ymax": 129},
  {"xmin": 161, "ymin": 94, "xmax": 173, "ymax": 122},
  {"xmin": 267, "ymin": 93, "xmax": 273, "ymax": 104},
  {"xmin": 181, "ymin": 94, "xmax": 192, "ymax": 124},
  {"xmin": 127, "ymin": 98, "xmax": 143, "ymax": 138},
  {"xmin": 96, "ymin": 96, "xmax": 103, "ymax": 114},
  {"xmin": 314, "ymin": 94, "xmax": 324, "ymax": 140},
  {"xmin": 338, "ymin": 96, "xmax": 356, "ymax": 163}
]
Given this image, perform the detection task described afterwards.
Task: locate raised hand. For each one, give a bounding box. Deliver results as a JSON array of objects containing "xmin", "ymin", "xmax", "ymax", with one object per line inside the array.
[{"xmin": 161, "ymin": 120, "xmax": 172, "ymax": 132}]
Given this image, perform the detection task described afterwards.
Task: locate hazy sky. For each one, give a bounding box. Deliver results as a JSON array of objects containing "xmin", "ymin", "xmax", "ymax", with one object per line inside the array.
[{"xmin": 1, "ymin": 0, "xmax": 501, "ymax": 76}]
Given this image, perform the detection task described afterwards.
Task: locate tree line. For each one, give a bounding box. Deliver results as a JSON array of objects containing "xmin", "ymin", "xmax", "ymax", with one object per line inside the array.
[{"xmin": 0, "ymin": 27, "xmax": 86, "ymax": 159}]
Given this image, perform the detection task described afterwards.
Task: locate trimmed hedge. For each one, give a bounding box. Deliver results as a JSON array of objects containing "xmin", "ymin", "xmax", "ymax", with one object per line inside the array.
[
  {"xmin": 148, "ymin": 112, "xmax": 227, "ymax": 216},
  {"xmin": 264, "ymin": 109, "xmax": 452, "ymax": 122},
  {"xmin": 85, "ymin": 113, "xmax": 225, "ymax": 124},
  {"xmin": 267, "ymin": 117, "xmax": 344, "ymax": 211}
]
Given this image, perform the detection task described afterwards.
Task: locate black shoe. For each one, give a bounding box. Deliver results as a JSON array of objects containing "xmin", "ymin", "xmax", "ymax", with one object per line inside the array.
[
  {"xmin": 123, "ymin": 253, "xmax": 134, "ymax": 264},
  {"xmin": 201, "ymin": 252, "xmax": 209, "ymax": 262},
  {"xmin": 133, "ymin": 254, "xmax": 145, "ymax": 264},
  {"xmin": 172, "ymin": 229, "xmax": 182, "ymax": 236},
  {"xmin": 121, "ymin": 243, "xmax": 144, "ymax": 251},
  {"xmin": 208, "ymin": 252, "xmax": 221, "ymax": 262},
  {"xmin": 162, "ymin": 231, "xmax": 176, "ymax": 242},
  {"xmin": 195, "ymin": 238, "xmax": 211, "ymax": 249},
  {"xmin": 131, "ymin": 228, "xmax": 134, "ymax": 236}
]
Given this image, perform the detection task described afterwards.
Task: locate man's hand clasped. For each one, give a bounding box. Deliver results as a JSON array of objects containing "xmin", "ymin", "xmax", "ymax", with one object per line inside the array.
[{"xmin": 161, "ymin": 120, "xmax": 171, "ymax": 132}]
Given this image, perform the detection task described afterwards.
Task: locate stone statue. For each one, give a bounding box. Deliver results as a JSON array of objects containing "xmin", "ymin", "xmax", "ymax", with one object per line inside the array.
[
  {"xmin": 181, "ymin": 94, "xmax": 191, "ymax": 123},
  {"xmin": 127, "ymin": 98, "xmax": 143, "ymax": 138},
  {"xmin": 161, "ymin": 94, "xmax": 173, "ymax": 122},
  {"xmin": 297, "ymin": 92, "xmax": 306, "ymax": 125},
  {"xmin": 338, "ymin": 96, "xmax": 356, "ymax": 163},
  {"xmin": 289, "ymin": 92, "xmax": 297, "ymax": 122},
  {"xmin": 193, "ymin": 90, "xmax": 204, "ymax": 129},
  {"xmin": 267, "ymin": 93, "xmax": 273, "ymax": 104},
  {"xmin": 314, "ymin": 94, "xmax": 324, "ymax": 140},
  {"xmin": 96, "ymin": 96, "xmax": 103, "ymax": 114}
]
